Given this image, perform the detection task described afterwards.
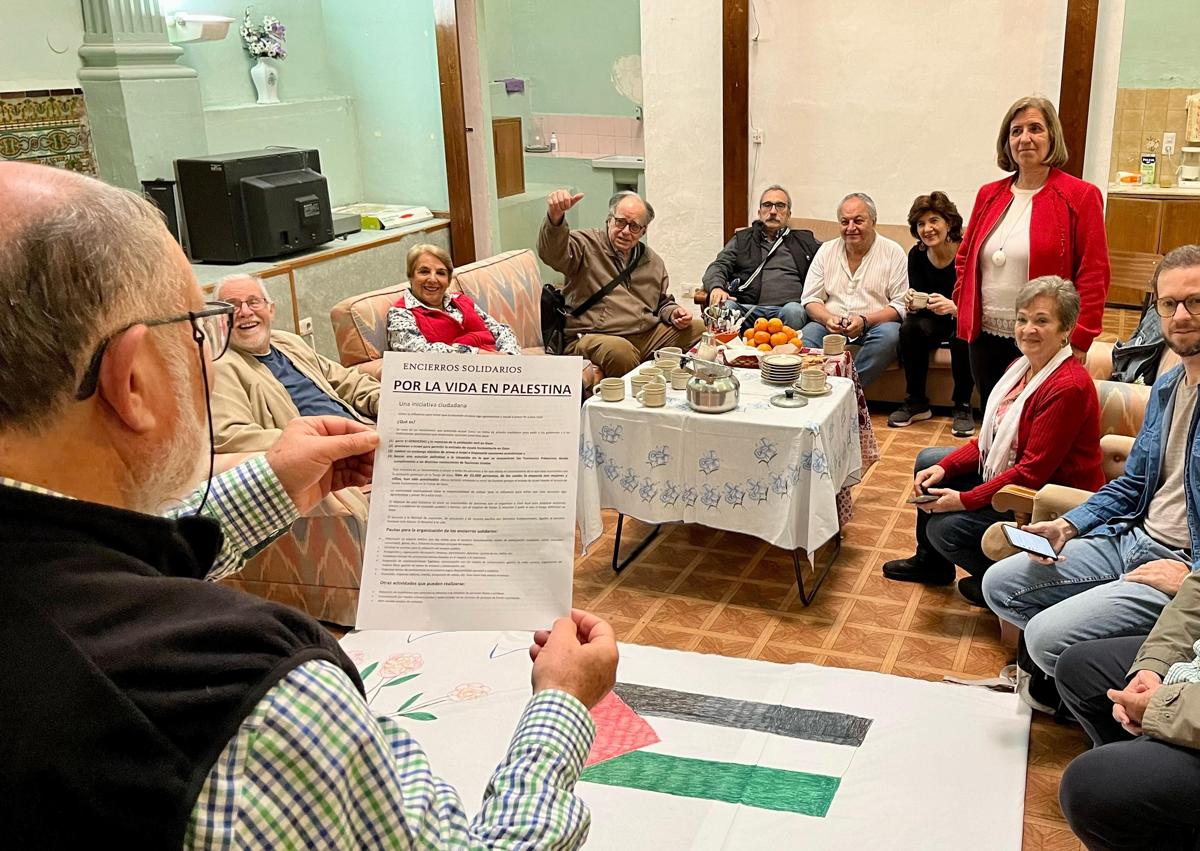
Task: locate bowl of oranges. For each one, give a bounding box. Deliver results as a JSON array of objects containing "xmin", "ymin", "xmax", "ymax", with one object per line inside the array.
[{"xmin": 742, "ymin": 317, "xmax": 801, "ymax": 353}]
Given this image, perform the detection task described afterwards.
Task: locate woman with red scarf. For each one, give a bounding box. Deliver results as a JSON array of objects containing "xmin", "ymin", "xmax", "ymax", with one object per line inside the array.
[{"xmin": 387, "ymin": 244, "xmax": 521, "ymax": 355}]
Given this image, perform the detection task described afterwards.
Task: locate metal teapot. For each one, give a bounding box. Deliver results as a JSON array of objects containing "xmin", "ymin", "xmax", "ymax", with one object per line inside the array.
[{"xmin": 665, "ymin": 352, "xmax": 740, "ymax": 414}]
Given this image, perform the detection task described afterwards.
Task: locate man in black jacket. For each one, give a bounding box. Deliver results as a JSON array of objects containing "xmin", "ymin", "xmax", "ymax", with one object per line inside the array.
[{"xmin": 702, "ymin": 185, "xmax": 821, "ymax": 332}]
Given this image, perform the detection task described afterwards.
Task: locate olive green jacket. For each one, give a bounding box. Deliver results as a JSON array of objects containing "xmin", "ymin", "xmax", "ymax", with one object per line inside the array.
[{"xmin": 1132, "ymin": 570, "xmax": 1200, "ymax": 747}]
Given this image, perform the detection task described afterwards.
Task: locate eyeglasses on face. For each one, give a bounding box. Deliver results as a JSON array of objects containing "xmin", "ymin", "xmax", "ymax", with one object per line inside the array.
[
  {"xmin": 759, "ymin": 201, "xmax": 790, "ymax": 211},
  {"xmin": 74, "ymin": 301, "xmax": 235, "ymax": 400},
  {"xmin": 610, "ymin": 216, "xmax": 646, "ymax": 236},
  {"xmin": 1153, "ymin": 295, "xmax": 1200, "ymax": 318},
  {"xmin": 225, "ymin": 296, "xmax": 270, "ymax": 311}
]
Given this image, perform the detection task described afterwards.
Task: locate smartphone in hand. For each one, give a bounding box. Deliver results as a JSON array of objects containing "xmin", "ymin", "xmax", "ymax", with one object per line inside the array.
[
  {"xmin": 906, "ymin": 494, "xmax": 939, "ymax": 504},
  {"xmin": 1002, "ymin": 525, "xmax": 1059, "ymax": 560}
]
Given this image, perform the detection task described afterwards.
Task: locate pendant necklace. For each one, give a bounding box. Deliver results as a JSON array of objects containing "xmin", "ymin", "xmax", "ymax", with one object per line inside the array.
[{"xmin": 990, "ymin": 191, "xmax": 1037, "ymax": 268}]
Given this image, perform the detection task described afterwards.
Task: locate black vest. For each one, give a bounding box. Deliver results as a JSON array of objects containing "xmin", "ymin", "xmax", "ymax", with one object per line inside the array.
[
  {"xmin": 722, "ymin": 222, "xmax": 822, "ymax": 306},
  {"xmin": 0, "ymin": 484, "xmax": 363, "ymax": 849}
]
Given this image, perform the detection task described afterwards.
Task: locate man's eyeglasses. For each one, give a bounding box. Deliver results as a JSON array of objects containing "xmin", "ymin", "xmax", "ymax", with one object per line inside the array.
[
  {"xmin": 225, "ymin": 296, "xmax": 269, "ymax": 311},
  {"xmin": 1153, "ymin": 295, "xmax": 1200, "ymax": 318},
  {"xmin": 74, "ymin": 301, "xmax": 235, "ymax": 400},
  {"xmin": 759, "ymin": 201, "xmax": 790, "ymax": 211},
  {"xmin": 610, "ymin": 216, "xmax": 646, "ymax": 236}
]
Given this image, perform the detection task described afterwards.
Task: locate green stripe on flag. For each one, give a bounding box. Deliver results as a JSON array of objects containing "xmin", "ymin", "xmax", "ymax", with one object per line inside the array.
[{"xmin": 580, "ymin": 751, "xmax": 841, "ymax": 817}]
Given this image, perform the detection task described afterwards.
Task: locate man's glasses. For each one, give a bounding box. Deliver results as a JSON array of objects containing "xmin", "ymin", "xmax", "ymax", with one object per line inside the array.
[
  {"xmin": 759, "ymin": 201, "xmax": 790, "ymax": 211},
  {"xmin": 1153, "ymin": 295, "xmax": 1200, "ymax": 318},
  {"xmin": 610, "ymin": 216, "xmax": 646, "ymax": 236},
  {"xmin": 225, "ymin": 296, "xmax": 269, "ymax": 311},
  {"xmin": 74, "ymin": 301, "xmax": 235, "ymax": 400}
]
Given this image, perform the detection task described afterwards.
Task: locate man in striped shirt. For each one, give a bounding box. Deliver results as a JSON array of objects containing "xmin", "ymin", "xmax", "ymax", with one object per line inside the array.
[{"xmin": 0, "ymin": 161, "xmax": 617, "ymax": 848}]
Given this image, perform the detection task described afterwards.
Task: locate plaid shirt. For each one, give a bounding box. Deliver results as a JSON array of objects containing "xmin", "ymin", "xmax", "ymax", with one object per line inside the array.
[
  {"xmin": 0, "ymin": 454, "xmax": 297, "ymax": 582},
  {"xmin": 188, "ymin": 660, "xmax": 595, "ymax": 849}
]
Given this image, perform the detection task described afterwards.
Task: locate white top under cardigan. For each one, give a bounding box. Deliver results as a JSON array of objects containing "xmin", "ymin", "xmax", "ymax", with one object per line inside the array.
[{"xmin": 979, "ymin": 185, "xmax": 1039, "ymax": 338}]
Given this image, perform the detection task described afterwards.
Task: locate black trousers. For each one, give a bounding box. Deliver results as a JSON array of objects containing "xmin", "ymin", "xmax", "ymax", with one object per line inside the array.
[
  {"xmin": 1056, "ymin": 637, "xmax": 1200, "ymax": 850},
  {"xmin": 898, "ymin": 312, "xmax": 974, "ymax": 407},
  {"xmin": 968, "ymin": 333, "xmax": 1021, "ymax": 412}
]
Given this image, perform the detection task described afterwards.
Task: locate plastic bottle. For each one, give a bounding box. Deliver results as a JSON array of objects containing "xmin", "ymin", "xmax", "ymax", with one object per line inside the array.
[
  {"xmin": 549, "ymin": 132, "xmax": 559, "ymax": 153},
  {"xmin": 1140, "ymin": 152, "xmax": 1157, "ymax": 186}
]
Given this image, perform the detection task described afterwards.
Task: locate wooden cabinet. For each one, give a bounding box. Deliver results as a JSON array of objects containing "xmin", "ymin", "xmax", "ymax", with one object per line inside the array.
[
  {"xmin": 1105, "ymin": 194, "xmax": 1200, "ymax": 254},
  {"xmin": 492, "ymin": 117, "xmax": 525, "ymax": 199}
]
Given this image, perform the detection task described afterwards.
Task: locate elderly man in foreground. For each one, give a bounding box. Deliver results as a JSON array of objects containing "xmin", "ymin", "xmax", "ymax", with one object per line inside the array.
[
  {"xmin": 0, "ymin": 161, "xmax": 617, "ymax": 848},
  {"xmin": 800, "ymin": 192, "xmax": 908, "ymax": 386},
  {"xmin": 213, "ymin": 273, "xmax": 380, "ymax": 452},
  {"xmin": 538, "ymin": 188, "xmax": 704, "ymax": 376}
]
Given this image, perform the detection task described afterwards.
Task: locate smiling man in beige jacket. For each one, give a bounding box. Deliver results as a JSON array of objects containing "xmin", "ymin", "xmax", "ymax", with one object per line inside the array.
[{"xmin": 212, "ymin": 275, "xmax": 379, "ymax": 453}]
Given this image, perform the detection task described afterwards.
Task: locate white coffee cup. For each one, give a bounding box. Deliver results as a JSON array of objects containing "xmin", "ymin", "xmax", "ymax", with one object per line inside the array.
[
  {"xmin": 630, "ymin": 374, "xmax": 652, "ymax": 395},
  {"xmin": 639, "ymin": 366, "xmax": 664, "ymax": 380},
  {"xmin": 598, "ymin": 377, "xmax": 625, "ymax": 402},
  {"xmin": 910, "ymin": 291, "xmax": 929, "ymax": 310},
  {"xmin": 823, "ymin": 334, "xmax": 847, "ymax": 355},
  {"xmin": 670, "ymin": 368, "xmax": 690, "ymax": 390},
  {"xmin": 637, "ymin": 381, "xmax": 667, "ymax": 407},
  {"xmin": 800, "ymin": 367, "xmax": 827, "ymax": 393}
]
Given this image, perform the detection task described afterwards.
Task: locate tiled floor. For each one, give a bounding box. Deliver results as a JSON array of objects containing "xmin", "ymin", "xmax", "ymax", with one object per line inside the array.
[{"xmin": 576, "ymin": 410, "xmax": 1091, "ymax": 850}]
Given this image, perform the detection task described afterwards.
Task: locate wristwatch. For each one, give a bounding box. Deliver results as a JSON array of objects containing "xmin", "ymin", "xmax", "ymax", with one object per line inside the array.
[{"xmin": 858, "ymin": 314, "xmax": 870, "ymax": 333}]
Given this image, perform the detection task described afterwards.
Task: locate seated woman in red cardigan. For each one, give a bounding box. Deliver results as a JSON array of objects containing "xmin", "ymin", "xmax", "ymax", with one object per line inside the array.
[
  {"xmin": 882, "ymin": 276, "xmax": 1104, "ymax": 606},
  {"xmin": 387, "ymin": 244, "xmax": 521, "ymax": 355}
]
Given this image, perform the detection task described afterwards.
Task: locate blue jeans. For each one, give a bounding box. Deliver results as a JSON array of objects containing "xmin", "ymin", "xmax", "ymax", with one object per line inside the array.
[
  {"xmin": 981, "ymin": 526, "xmax": 1190, "ymax": 676},
  {"xmin": 801, "ymin": 320, "xmax": 901, "ymax": 387},
  {"xmin": 736, "ymin": 302, "xmax": 808, "ymax": 331}
]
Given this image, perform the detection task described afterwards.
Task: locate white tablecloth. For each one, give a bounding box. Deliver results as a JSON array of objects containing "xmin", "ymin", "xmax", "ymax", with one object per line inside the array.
[{"xmin": 578, "ymin": 372, "xmax": 863, "ymax": 554}]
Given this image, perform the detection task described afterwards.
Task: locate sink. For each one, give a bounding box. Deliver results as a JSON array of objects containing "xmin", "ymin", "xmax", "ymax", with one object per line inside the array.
[{"xmin": 591, "ymin": 155, "xmax": 645, "ymax": 171}]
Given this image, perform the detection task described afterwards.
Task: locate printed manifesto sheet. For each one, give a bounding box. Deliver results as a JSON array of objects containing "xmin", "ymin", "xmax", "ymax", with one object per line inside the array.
[{"xmin": 356, "ymin": 353, "xmax": 581, "ymax": 631}]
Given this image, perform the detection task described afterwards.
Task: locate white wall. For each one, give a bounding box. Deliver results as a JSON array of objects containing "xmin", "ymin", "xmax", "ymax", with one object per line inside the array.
[
  {"xmin": 0, "ymin": 0, "xmax": 83, "ymax": 90},
  {"xmin": 750, "ymin": 0, "xmax": 1068, "ymax": 226},
  {"xmin": 641, "ymin": 0, "xmax": 724, "ymax": 295}
]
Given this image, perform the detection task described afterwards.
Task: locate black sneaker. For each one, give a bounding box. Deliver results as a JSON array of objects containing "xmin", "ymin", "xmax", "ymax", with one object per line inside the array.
[
  {"xmin": 888, "ymin": 403, "xmax": 932, "ymax": 428},
  {"xmin": 952, "ymin": 406, "xmax": 975, "ymax": 437},
  {"xmin": 882, "ymin": 554, "xmax": 955, "ymax": 585}
]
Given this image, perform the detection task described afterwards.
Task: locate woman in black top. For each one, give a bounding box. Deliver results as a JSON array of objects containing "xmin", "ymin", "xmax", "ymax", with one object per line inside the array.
[{"xmin": 888, "ymin": 192, "xmax": 976, "ymax": 436}]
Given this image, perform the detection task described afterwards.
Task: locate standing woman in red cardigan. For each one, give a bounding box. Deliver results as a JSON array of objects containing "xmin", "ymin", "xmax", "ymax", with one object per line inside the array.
[
  {"xmin": 953, "ymin": 95, "xmax": 1110, "ymax": 408},
  {"xmin": 883, "ymin": 277, "xmax": 1103, "ymax": 605}
]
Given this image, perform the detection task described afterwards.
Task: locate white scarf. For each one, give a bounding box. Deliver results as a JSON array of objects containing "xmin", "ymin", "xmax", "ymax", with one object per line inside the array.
[{"xmin": 978, "ymin": 345, "xmax": 1074, "ymax": 481}]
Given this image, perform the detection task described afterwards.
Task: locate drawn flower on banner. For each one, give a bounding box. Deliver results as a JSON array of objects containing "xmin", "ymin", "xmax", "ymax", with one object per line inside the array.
[
  {"xmin": 621, "ymin": 468, "xmax": 640, "ymax": 492},
  {"xmin": 753, "ymin": 438, "xmax": 778, "ymax": 465},
  {"xmin": 646, "ymin": 445, "xmax": 671, "ymax": 469},
  {"xmin": 682, "ymin": 486, "xmax": 699, "ymax": 507},
  {"xmin": 698, "ymin": 450, "xmax": 721, "ymax": 476},
  {"xmin": 599, "ymin": 424, "xmax": 623, "ymax": 444},
  {"xmin": 770, "ymin": 471, "xmax": 789, "ymax": 495},
  {"xmin": 748, "ymin": 479, "xmax": 769, "ymax": 503},
  {"xmin": 347, "ymin": 649, "xmax": 366, "ymax": 666},
  {"xmin": 723, "ymin": 483, "xmax": 746, "ymax": 507},
  {"xmin": 603, "ymin": 460, "xmax": 621, "ymax": 481},
  {"xmin": 701, "ymin": 484, "xmax": 721, "ymax": 509},
  {"xmin": 448, "ymin": 683, "xmax": 491, "ymax": 702},
  {"xmin": 381, "ymin": 653, "xmax": 423, "ymax": 678},
  {"xmin": 639, "ymin": 479, "xmax": 658, "ymax": 502}
]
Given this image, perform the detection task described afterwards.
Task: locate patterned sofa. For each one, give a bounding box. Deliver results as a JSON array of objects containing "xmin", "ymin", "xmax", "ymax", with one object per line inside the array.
[
  {"xmin": 215, "ymin": 453, "xmax": 367, "ymax": 628},
  {"xmin": 330, "ymin": 247, "xmax": 600, "ymax": 386}
]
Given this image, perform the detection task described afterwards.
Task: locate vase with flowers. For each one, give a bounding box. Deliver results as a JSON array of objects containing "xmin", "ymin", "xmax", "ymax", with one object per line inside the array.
[{"xmin": 241, "ymin": 9, "xmax": 287, "ymax": 104}]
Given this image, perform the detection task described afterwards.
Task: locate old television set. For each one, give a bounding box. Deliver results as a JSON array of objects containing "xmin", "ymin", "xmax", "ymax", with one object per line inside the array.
[{"xmin": 174, "ymin": 147, "xmax": 334, "ymax": 263}]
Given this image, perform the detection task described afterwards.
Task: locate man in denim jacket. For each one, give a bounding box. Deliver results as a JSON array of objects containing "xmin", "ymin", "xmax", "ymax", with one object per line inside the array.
[{"xmin": 983, "ymin": 245, "xmax": 1200, "ymax": 677}]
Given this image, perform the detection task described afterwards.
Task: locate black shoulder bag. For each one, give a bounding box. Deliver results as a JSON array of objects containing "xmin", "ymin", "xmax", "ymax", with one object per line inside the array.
[{"xmin": 542, "ymin": 243, "xmax": 644, "ymax": 355}]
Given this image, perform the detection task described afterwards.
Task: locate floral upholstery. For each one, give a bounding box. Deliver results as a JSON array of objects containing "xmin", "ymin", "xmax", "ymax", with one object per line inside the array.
[{"xmin": 220, "ymin": 487, "xmax": 369, "ymax": 626}]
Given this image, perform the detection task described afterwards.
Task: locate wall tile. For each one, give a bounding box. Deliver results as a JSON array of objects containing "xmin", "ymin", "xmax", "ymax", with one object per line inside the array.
[
  {"xmin": 1143, "ymin": 109, "xmax": 1168, "ymax": 134},
  {"xmin": 1124, "ymin": 88, "xmax": 1147, "ymax": 110},
  {"xmin": 1120, "ymin": 109, "xmax": 1143, "ymax": 133},
  {"xmin": 596, "ymin": 136, "xmax": 616, "ymax": 155},
  {"xmin": 1168, "ymin": 109, "xmax": 1189, "ymax": 138},
  {"xmin": 1171, "ymin": 88, "xmax": 1198, "ymax": 110},
  {"xmin": 1117, "ymin": 129, "xmax": 1143, "ymax": 153},
  {"xmin": 1145, "ymin": 88, "xmax": 1171, "ymax": 110}
]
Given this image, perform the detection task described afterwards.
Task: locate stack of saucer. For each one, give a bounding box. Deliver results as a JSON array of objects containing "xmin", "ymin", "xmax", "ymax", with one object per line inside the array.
[{"xmin": 759, "ymin": 353, "xmax": 803, "ymax": 385}]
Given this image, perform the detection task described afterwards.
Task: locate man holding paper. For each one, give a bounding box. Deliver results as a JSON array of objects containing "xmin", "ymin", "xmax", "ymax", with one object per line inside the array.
[{"xmin": 0, "ymin": 161, "xmax": 617, "ymax": 848}]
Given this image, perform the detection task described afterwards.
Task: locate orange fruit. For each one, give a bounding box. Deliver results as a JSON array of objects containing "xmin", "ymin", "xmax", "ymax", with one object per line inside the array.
[
  {"xmin": 767, "ymin": 317, "xmax": 783, "ymax": 332},
  {"xmin": 782, "ymin": 326, "xmax": 795, "ymax": 337},
  {"xmin": 753, "ymin": 330, "xmax": 771, "ymax": 344},
  {"xmin": 754, "ymin": 318, "xmax": 769, "ymax": 331},
  {"xmin": 743, "ymin": 329, "xmax": 755, "ymax": 342},
  {"xmin": 757, "ymin": 343, "xmax": 773, "ymax": 352},
  {"xmin": 770, "ymin": 332, "xmax": 788, "ymax": 347}
]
